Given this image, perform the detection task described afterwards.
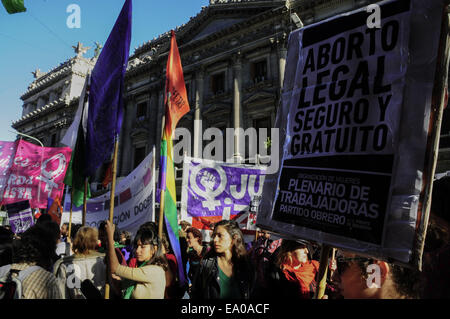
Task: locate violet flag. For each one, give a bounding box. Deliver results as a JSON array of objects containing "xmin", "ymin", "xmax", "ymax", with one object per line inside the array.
[{"xmin": 85, "ymin": 0, "xmax": 132, "ymax": 177}]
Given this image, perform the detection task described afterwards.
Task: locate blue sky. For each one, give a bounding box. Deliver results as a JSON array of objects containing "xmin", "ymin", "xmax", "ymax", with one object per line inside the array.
[{"xmin": 0, "ymin": 0, "xmax": 209, "ymax": 141}]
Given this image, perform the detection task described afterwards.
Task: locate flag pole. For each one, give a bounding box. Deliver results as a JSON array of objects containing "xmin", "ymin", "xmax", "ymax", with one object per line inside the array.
[
  {"xmin": 152, "ymin": 145, "xmax": 156, "ymax": 223},
  {"xmin": 82, "ymin": 179, "xmax": 88, "ymax": 226},
  {"xmin": 105, "ymin": 135, "xmax": 120, "ymax": 300},
  {"xmin": 314, "ymin": 244, "xmax": 332, "ymax": 299},
  {"xmin": 158, "ymin": 95, "xmax": 169, "ymax": 238},
  {"xmin": 329, "ymin": 248, "xmax": 337, "ymax": 279},
  {"xmin": 158, "ymin": 188, "xmax": 166, "ymax": 238},
  {"xmin": 68, "ymin": 187, "xmax": 74, "ymax": 240}
]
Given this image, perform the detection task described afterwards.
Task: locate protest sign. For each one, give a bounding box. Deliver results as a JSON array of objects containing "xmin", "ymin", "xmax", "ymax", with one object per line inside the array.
[
  {"xmin": 1, "ymin": 139, "xmax": 72, "ymax": 209},
  {"xmin": 6, "ymin": 200, "xmax": 34, "ymax": 234},
  {"xmin": 63, "ymin": 150, "xmax": 155, "ymax": 236},
  {"xmin": 180, "ymin": 156, "xmax": 266, "ymax": 237},
  {"xmin": 257, "ymin": 0, "xmax": 449, "ymax": 268}
]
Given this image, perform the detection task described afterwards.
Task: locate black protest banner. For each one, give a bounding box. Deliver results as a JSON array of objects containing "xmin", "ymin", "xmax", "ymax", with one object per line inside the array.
[{"xmin": 257, "ymin": 0, "xmax": 449, "ymax": 268}]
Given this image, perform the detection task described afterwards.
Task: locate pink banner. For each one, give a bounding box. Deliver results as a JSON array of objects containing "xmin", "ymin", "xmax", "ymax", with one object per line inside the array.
[{"xmin": 1, "ymin": 140, "xmax": 72, "ymax": 208}]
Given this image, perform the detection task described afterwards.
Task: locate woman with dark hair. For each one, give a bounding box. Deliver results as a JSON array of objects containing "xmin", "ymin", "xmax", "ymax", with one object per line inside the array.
[
  {"xmin": 105, "ymin": 220, "xmax": 167, "ymax": 299},
  {"xmin": 53, "ymin": 226, "xmax": 106, "ymax": 299},
  {"xmin": 186, "ymin": 226, "xmax": 208, "ymax": 284},
  {"xmin": 190, "ymin": 220, "xmax": 254, "ymax": 299}
]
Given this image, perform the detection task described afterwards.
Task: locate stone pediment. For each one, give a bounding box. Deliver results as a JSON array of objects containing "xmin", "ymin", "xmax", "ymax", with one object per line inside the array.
[
  {"xmin": 130, "ymin": 127, "xmax": 148, "ymax": 140},
  {"xmin": 203, "ymin": 102, "xmax": 231, "ymax": 115},
  {"xmin": 190, "ymin": 18, "xmax": 246, "ymax": 42},
  {"xmin": 243, "ymin": 91, "xmax": 275, "ymax": 106},
  {"xmin": 132, "ymin": 1, "xmax": 284, "ymax": 59},
  {"xmin": 178, "ymin": 2, "xmax": 282, "ymax": 47}
]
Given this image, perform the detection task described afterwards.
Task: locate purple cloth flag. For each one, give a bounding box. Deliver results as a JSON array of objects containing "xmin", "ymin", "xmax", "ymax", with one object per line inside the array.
[{"xmin": 85, "ymin": 0, "xmax": 132, "ymax": 177}]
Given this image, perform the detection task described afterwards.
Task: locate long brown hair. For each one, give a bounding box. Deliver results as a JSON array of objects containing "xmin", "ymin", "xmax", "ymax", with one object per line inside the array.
[
  {"xmin": 211, "ymin": 220, "xmax": 247, "ymax": 266},
  {"xmin": 73, "ymin": 226, "xmax": 98, "ymax": 255}
]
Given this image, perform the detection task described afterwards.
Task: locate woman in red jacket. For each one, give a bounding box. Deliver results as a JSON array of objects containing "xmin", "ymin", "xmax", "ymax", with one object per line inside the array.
[{"xmin": 272, "ymin": 239, "xmax": 319, "ymax": 299}]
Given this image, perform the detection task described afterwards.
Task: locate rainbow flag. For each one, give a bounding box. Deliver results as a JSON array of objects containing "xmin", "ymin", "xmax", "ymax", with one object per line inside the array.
[{"xmin": 160, "ymin": 30, "xmax": 190, "ymax": 286}]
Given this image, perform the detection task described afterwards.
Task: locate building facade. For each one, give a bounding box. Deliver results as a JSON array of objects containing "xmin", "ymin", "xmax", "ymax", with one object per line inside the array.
[
  {"xmin": 12, "ymin": 42, "xmax": 96, "ymax": 148},
  {"xmin": 14, "ymin": 0, "xmax": 450, "ymax": 192},
  {"xmin": 120, "ymin": 0, "xmax": 375, "ymax": 180}
]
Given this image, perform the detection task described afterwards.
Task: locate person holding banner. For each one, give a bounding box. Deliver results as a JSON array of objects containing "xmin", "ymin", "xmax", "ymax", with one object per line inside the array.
[
  {"xmin": 421, "ymin": 176, "xmax": 450, "ymax": 299},
  {"xmin": 105, "ymin": 220, "xmax": 167, "ymax": 299},
  {"xmin": 190, "ymin": 220, "xmax": 255, "ymax": 299},
  {"xmin": 53, "ymin": 226, "xmax": 106, "ymax": 299},
  {"xmin": 331, "ymin": 251, "xmax": 422, "ymax": 299}
]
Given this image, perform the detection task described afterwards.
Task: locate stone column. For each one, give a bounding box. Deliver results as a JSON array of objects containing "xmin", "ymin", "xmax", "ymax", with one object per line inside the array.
[
  {"xmin": 278, "ymin": 34, "xmax": 288, "ymax": 89},
  {"xmin": 155, "ymin": 87, "xmax": 164, "ymax": 159},
  {"xmin": 232, "ymin": 51, "xmax": 243, "ymax": 163},
  {"xmin": 149, "ymin": 92, "xmax": 157, "ymax": 149},
  {"xmin": 193, "ymin": 69, "xmax": 204, "ymax": 158},
  {"xmin": 119, "ymin": 96, "xmax": 134, "ymax": 176}
]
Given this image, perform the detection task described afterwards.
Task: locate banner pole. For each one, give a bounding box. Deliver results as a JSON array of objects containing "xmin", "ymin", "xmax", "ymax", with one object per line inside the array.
[
  {"xmin": 314, "ymin": 244, "xmax": 332, "ymax": 299},
  {"xmin": 414, "ymin": 5, "xmax": 450, "ymax": 270},
  {"xmin": 329, "ymin": 248, "xmax": 337, "ymax": 279},
  {"xmin": 158, "ymin": 188, "xmax": 166, "ymax": 238},
  {"xmin": 68, "ymin": 187, "xmax": 74, "ymax": 240},
  {"xmin": 152, "ymin": 146, "xmax": 156, "ymax": 223},
  {"xmin": 105, "ymin": 135, "xmax": 120, "ymax": 300},
  {"xmin": 82, "ymin": 179, "xmax": 88, "ymax": 226},
  {"xmin": 158, "ymin": 95, "xmax": 169, "ymax": 238}
]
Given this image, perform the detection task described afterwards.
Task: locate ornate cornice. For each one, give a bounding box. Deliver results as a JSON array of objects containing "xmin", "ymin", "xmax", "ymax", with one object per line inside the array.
[
  {"xmin": 12, "ymin": 96, "xmax": 79, "ymax": 128},
  {"xmin": 125, "ymin": 0, "xmax": 286, "ymax": 79},
  {"xmin": 21, "ymin": 56, "xmax": 94, "ymax": 100}
]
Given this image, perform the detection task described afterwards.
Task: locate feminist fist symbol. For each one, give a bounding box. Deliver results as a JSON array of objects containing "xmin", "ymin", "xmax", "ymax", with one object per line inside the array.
[
  {"xmin": 190, "ymin": 164, "xmax": 227, "ymax": 211},
  {"xmin": 200, "ymin": 171, "xmax": 216, "ymax": 190}
]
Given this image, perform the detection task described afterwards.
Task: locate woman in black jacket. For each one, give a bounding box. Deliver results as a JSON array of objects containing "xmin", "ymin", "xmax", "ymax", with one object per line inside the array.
[{"xmin": 190, "ymin": 220, "xmax": 255, "ymax": 299}]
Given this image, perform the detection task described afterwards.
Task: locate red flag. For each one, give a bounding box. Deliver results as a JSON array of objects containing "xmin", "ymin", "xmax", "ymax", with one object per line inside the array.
[
  {"xmin": 48, "ymin": 196, "xmax": 62, "ymax": 225},
  {"xmin": 102, "ymin": 161, "xmax": 113, "ymax": 188},
  {"xmin": 164, "ymin": 30, "xmax": 190, "ymax": 138}
]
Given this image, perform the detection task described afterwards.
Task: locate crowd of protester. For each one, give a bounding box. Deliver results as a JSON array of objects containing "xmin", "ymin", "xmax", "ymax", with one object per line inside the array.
[{"xmin": 0, "ymin": 177, "xmax": 449, "ymax": 299}]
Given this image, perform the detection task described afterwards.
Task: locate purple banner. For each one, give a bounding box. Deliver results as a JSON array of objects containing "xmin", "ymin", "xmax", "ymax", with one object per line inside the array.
[
  {"xmin": 181, "ymin": 157, "xmax": 266, "ymax": 221},
  {"xmin": 9, "ymin": 208, "xmax": 34, "ymax": 234}
]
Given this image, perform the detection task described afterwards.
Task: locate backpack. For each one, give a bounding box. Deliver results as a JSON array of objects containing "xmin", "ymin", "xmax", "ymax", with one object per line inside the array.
[{"xmin": 0, "ymin": 265, "xmax": 41, "ymax": 299}]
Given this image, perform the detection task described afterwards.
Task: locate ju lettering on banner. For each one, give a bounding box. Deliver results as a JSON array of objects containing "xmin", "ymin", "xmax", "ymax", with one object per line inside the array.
[
  {"xmin": 0, "ymin": 141, "xmax": 17, "ymax": 203},
  {"xmin": 257, "ymin": 0, "xmax": 448, "ymax": 268},
  {"xmin": 2, "ymin": 140, "xmax": 72, "ymax": 208},
  {"xmin": 181, "ymin": 156, "xmax": 266, "ymax": 234}
]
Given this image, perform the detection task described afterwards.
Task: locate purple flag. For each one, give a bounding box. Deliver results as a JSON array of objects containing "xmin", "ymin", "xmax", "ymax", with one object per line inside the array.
[{"xmin": 85, "ymin": 0, "xmax": 132, "ymax": 177}]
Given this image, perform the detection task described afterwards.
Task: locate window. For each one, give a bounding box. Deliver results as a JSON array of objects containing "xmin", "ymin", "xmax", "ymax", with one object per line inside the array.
[
  {"xmin": 134, "ymin": 146, "xmax": 146, "ymax": 169},
  {"xmin": 251, "ymin": 60, "xmax": 267, "ymax": 84},
  {"xmin": 185, "ymin": 83, "xmax": 191, "ymax": 103},
  {"xmin": 211, "ymin": 72, "xmax": 225, "ymax": 95},
  {"xmin": 136, "ymin": 102, "xmax": 147, "ymax": 120},
  {"xmin": 50, "ymin": 134, "xmax": 57, "ymax": 147}
]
